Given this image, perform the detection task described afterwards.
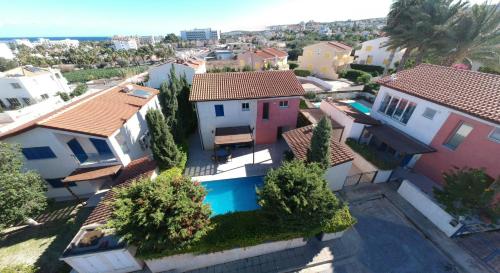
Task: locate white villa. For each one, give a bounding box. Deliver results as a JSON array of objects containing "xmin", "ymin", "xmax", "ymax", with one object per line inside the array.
[
  {"xmin": 0, "ymin": 84, "xmax": 161, "ymax": 199},
  {"xmin": 147, "ymin": 59, "xmax": 206, "ymax": 88},
  {"xmin": 354, "ymin": 37, "xmax": 405, "ymax": 69}
]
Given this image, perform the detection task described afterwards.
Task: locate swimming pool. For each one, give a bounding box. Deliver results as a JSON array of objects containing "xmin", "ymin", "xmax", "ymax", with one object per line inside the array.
[
  {"xmin": 346, "ymin": 101, "xmax": 371, "ymax": 115},
  {"xmin": 201, "ymin": 176, "xmax": 264, "ymax": 216}
]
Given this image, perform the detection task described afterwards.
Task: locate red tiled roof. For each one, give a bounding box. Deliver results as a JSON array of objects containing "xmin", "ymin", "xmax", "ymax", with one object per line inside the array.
[
  {"xmin": 62, "ymin": 165, "xmax": 122, "ymax": 183},
  {"xmin": 326, "ymin": 41, "xmax": 352, "ymax": 51},
  {"xmin": 378, "ymin": 64, "xmax": 500, "ymax": 124},
  {"xmin": 189, "ymin": 70, "xmax": 305, "ymax": 102},
  {"xmin": 83, "ymin": 157, "xmax": 157, "ymax": 226},
  {"xmin": 283, "ymin": 125, "xmax": 354, "ymax": 166},
  {"xmin": 252, "ymin": 48, "xmax": 288, "ymax": 60},
  {"xmin": 0, "ymin": 84, "xmax": 159, "ymax": 139}
]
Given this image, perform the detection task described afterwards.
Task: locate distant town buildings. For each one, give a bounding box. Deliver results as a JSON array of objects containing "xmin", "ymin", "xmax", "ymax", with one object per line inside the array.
[
  {"xmin": 112, "ymin": 36, "xmax": 138, "ymax": 50},
  {"xmin": 0, "ymin": 43, "xmax": 15, "ymax": 59},
  {"xmin": 36, "ymin": 38, "xmax": 80, "ymax": 48},
  {"xmin": 298, "ymin": 41, "xmax": 353, "ymax": 80},
  {"xmin": 238, "ymin": 48, "xmax": 288, "ymax": 70},
  {"xmin": 354, "ymin": 37, "xmax": 405, "ymax": 69},
  {"xmin": 180, "ymin": 28, "xmax": 220, "ymax": 41},
  {"xmin": 0, "ymin": 66, "xmax": 70, "ymax": 125}
]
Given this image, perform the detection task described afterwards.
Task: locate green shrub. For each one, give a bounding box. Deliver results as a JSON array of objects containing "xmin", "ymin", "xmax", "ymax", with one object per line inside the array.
[
  {"xmin": 57, "ymin": 92, "xmax": 70, "ymax": 101},
  {"xmin": 299, "ymin": 99, "xmax": 309, "ymax": 109},
  {"xmin": 293, "ymin": 69, "xmax": 311, "ymax": 77},
  {"xmin": 107, "ymin": 175, "xmax": 212, "ymax": 257},
  {"xmin": 258, "ymin": 160, "xmax": 343, "ymax": 235},
  {"xmin": 345, "ymin": 138, "xmax": 399, "ymax": 170},
  {"xmin": 70, "ymin": 83, "xmax": 88, "ymax": 97},
  {"xmin": 339, "ymin": 69, "xmax": 371, "ymax": 83},
  {"xmin": 323, "ymin": 205, "xmax": 357, "ymax": 233},
  {"xmin": 355, "ymin": 73, "xmax": 372, "ymax": 84},
  {"xmin": 62, "ymin": 66, "xmax": 148, "ymax": 83},
  {"xmin": 0, "ymin": 264, "xmax": 39, "ymax": 273},
  {"xmin": 304, "ymin": 91, "xmax": 317, "ymax": 100},
  {"xmin": 478, "ymin": 66, "xmax": 500, "ymax": 75},
  {"xmin": 350, "ymin": 64, "xmax": 384, "ymax": 76},
  {"xmin": 289, "ymin": 62, "xmax": 299, "ymax": 69},
  {"xmin": 363, "ymin": 82, "xmax": 380, "ymax": 93}
]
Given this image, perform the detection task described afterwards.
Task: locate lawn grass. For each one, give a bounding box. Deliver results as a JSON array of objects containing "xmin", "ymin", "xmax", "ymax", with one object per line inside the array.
[{"xmin": 0, "ymin": 201, "xmax": 92, "ymax": 273}]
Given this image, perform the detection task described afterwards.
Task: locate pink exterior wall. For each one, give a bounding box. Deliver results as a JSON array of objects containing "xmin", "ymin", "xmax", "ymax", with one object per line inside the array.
[
  {"xmin": 255, "ymin": 97, "xmax": 300, "ymax": 144},
  {"xmin": 414, "ymin": 113, "xmax": 500, "ymax": 184}
]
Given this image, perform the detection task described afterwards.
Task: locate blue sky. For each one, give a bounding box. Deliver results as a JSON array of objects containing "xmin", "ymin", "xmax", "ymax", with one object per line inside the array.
[{"xmin": 0, "ymin": 0, "xmax": 488, "ymax": 37}]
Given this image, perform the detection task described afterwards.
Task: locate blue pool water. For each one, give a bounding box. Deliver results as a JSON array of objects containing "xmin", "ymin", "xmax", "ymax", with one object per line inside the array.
[
  {"xmin": 347, "ymin": 101, "xmax": 371, "ymax": 115},
  {"xmin": 201, "ymin": 176, "xmax": 264, "ymax": 216}
]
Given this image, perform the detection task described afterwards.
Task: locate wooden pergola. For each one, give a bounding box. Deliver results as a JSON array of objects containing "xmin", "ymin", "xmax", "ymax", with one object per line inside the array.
[{"xmin": 214, "ymin": 126, "xmax": 255, "ymax": 164}]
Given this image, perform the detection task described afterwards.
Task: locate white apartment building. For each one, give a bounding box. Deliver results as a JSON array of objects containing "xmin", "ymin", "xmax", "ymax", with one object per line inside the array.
[
  {"xmin": 0, "ymin": 84, "xmax": 161, "ymax": 199},
  {"xmin": 112, "ymin": 37, "xmax": 138, "ymax": 50},
  {"xmin": 14, "ymin": 39, "xmax": 34, "ymax": 48},
  {"xmin": 180, "ymin": 28, "xmax": 220, "ymax": 41},
  {"xmin": 36, "ymin": 38, "xmax": 80, "ymax": 48},
  {"xmin": 0, "ymin": 66, "xmax": 70, "ymax": 112},
  {"xmin": 0, "ymin": 43, "xmax": 15, "ymax": 59},
  {"xmin": 354, "ymin": 37, "xmax": 405, "ymax": 69}
]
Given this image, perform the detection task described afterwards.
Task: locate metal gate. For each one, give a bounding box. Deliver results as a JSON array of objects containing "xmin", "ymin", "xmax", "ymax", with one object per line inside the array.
[{"xmin": 344, "ymin": 171, "xmax": 377, "ymax": 187}]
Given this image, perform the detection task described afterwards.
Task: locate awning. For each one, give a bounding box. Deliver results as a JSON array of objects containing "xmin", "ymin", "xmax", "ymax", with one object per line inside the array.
[
  {"xmin": 63, "ymin": 165, "xmax": 122, "ymax": 183},
  {"xmin": 214, "ymin": 126, "xmax": 253, "ymax": 145},
  {"xmin": 299, "ymin": 109, "xmax": 344, "ymax": 129},
  {"xmin": 366, "ymin": 125, "xmax": 436, "ymax": 155}
]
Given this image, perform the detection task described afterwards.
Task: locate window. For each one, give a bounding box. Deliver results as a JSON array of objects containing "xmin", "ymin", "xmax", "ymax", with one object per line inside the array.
[
  {"xmin": 241, "ymin": 102, "xmax": 250, "ymax": 111},
  {"xmin": 400, "ymin": 102, "xmax": 416, "ymax": 124},
  {"xmin": 0, "ymin": 99, "xmax": 6, "ymax": 109},
  {"xmin": 55, "ymin": 73, "xmax": 61, "ymax": 79},
  {"xmin": 10, "ymin": 83, "xmax": 21, "ymax": 89},
  {"xmin": 22, "ymin": 146, "xmax": 57, "ymax": 160},
  {"xmin": 6, "ymin": 98, "xmax": 21, "ymax": 108},
  {"xmin": 22, "ymin": 97, "xmax": 35, "ymax": 105},
  {"xmin": 45, "ymin": 178, "xmax": 76, "ymax": 188},
  {"xmin": 444, "ymin": 123, "xmax": 473, "ymax": 150},
  {"xmin": 214, "ymin": 104, "xmax": 224, "ymax": 117},
  {"xmin": 41, "ymin": 94, "xmax": 49, "ymax": 99},
  {"xmin": 365, "ymin": 45, "xmax": 373, "ymax": 52},
  {"xmin": 422, "ymin": 107, "xmax": 437, "ymax": 120},
  {"xmin": 378, "ymin": 95, "xmax": 391, "ymax": 113},
  {"xmin": 366, "ymin": 55, "xmax": 373, "ymax": 64},
  {"xmin": 378, "ymin": 94, "xmax": 417, "ymax": 124},
  {"xmin": 263, "ymin": 102, "xmax": 269, "ymax": 120},
  {"xmin": 386, "ymin": 97, "xmax": 399, "ymax": 116},
  {"xmin": 115, "ymin": 132, "xmax": 130, "ymax": 154},
  {"xmin": 279, "ymin": 101, "xmax": 288, "ymax": 108},
  {"xmin": 488, "ymin": 127, "xmax": 500, "ymax": 143}
]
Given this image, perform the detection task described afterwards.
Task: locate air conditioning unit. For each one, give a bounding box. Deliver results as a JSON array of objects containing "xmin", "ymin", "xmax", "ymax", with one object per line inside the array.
[{"xmin": 123, "ymin": 84, "xmax": 134, "ymax": 92}]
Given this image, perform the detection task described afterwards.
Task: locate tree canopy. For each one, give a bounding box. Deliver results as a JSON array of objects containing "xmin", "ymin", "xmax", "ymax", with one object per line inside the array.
[
  {"xmin": 258, "ymin": 160, "xmax": 343, "ymax": 234},
  {"xmin": 145, "ymin": 109, "xmax": 182, "ymax": 170},
  {"xmin": 107, "ymin": 173, "xmax": 211, "ymax": 257},
  {"xmin": 307, "ymin": 117, "xmax": 332, "ymax": 169},
  {"xmin": 0, "ymin": 142, "xmax": 47, "ymax": 229},
  {"xmin": 434, "ymin": 167, "xmax": 499, "ymax": 220}
]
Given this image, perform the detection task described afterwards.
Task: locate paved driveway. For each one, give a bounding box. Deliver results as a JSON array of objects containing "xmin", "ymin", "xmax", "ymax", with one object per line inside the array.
[{"xmin": 187, "ymin": 196, "xmax": 456, "ymax": 273}]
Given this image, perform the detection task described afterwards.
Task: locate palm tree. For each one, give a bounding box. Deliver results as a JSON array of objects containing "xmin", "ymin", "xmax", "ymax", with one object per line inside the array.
[
  {"xmin": 384, "ymin": 0, "xmax": 466, "ymax": 71},
  {"xmin": 443, "ymin": 2, "xmax": 500, "ymax": 67}
]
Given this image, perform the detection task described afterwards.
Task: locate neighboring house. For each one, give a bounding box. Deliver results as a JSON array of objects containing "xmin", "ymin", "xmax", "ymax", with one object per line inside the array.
[
  {"xmin": 112, "ymin": 36, "xmax": 138, "ymax": 50},
  {"xmin": 298, "ymin": 41, "xmax": 353, "ymax": 80},
  {"xmin": 0, "ymin": 84, "xmax": 161, "ymax": 199},
  {"xmin": 0, "ymin": 66, "xmax": 70, "ymax": 124},
  {"xmin": 189, "ymin": 70, "xmax": 305, "ymax": 150},
  {"xmin": 180, "ymin": 28, "xmax": 220, "ymax": 41},
  {"xmin": 214, "ymin": 50, "xmax": 234, "ymax": 60},
  {"xmin": 237, "ymin": 48, "xmax": 289, "ymax": 70},
  {"xmin": 283, "ymin": 125, "xmax": 354, "ymax": 191},
  {"xmin": 61, "ymin": 157, "xmax": 158, "ymax": 273},
  {"xmin": 354, "ymin": 37, "xmax": 405, "ymax": 69},
  {"xmin": 372, "ymin": 64, "xmax": 500, "ymax": 184},
  {"xmin": 147, "ymin": 59, "xmax": 206, "ymax": 88},
  {"xmin": 0, "ymin": 43, "xmax": 15, "ymax": 59}
]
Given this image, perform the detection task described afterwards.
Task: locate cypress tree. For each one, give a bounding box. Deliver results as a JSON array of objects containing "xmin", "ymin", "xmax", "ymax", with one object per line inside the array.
[
  {"xmin": 146, "ymin": 109, "xmax": 181, "ymax": 170},
  {"xmin": 307, "ymin": 116, "xmax": 332, "ymax": 169},
  {"xmin": 159, "ymin": 81, "xmax": 178, "ymax": 128}
]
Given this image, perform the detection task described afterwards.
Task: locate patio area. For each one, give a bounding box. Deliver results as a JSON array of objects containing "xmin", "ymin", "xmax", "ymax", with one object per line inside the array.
[{"xmin": 185, "ymin": 133, "xmax": 288, "ymax": 182}]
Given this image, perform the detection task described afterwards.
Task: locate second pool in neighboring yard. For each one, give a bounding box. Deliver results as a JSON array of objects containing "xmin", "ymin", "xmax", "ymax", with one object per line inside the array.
[
  {"xmin": 201, "ymin": 176, "xmax": 264, "ymax": 216},
  {"xmin": 345, "ymin": 100, "xmax": 372, "ymax": 115}
]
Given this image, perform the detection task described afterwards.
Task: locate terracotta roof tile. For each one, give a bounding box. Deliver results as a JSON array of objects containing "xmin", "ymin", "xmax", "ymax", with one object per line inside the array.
[
  {"xmin": 190, "ymin": 70, "xmax": 304, "ymax": 102},
  {"xmin": 254, "ymin": 48, "xmax": 288, "ymax": 59},
  {"xmin": 62, "ymin": 165, "xmax": 122, "ymax": 183},
  {"xmin": 299, "ymin": 108, "xmax": 344, "ymax": 129},
  {"xmin": 83, "ymin": 157, "xmax": 157, "ymax": 226},
  {"xmin": 326, "ymin": 41, "xmax": 352, "ymax": 51},
  {"xmin": 283, "ymin": 125, "xmax": 354, "ymax": 166},
  {"xmin": 378, "ymin": 64, "xmax": 500, "ymax": 124}
]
